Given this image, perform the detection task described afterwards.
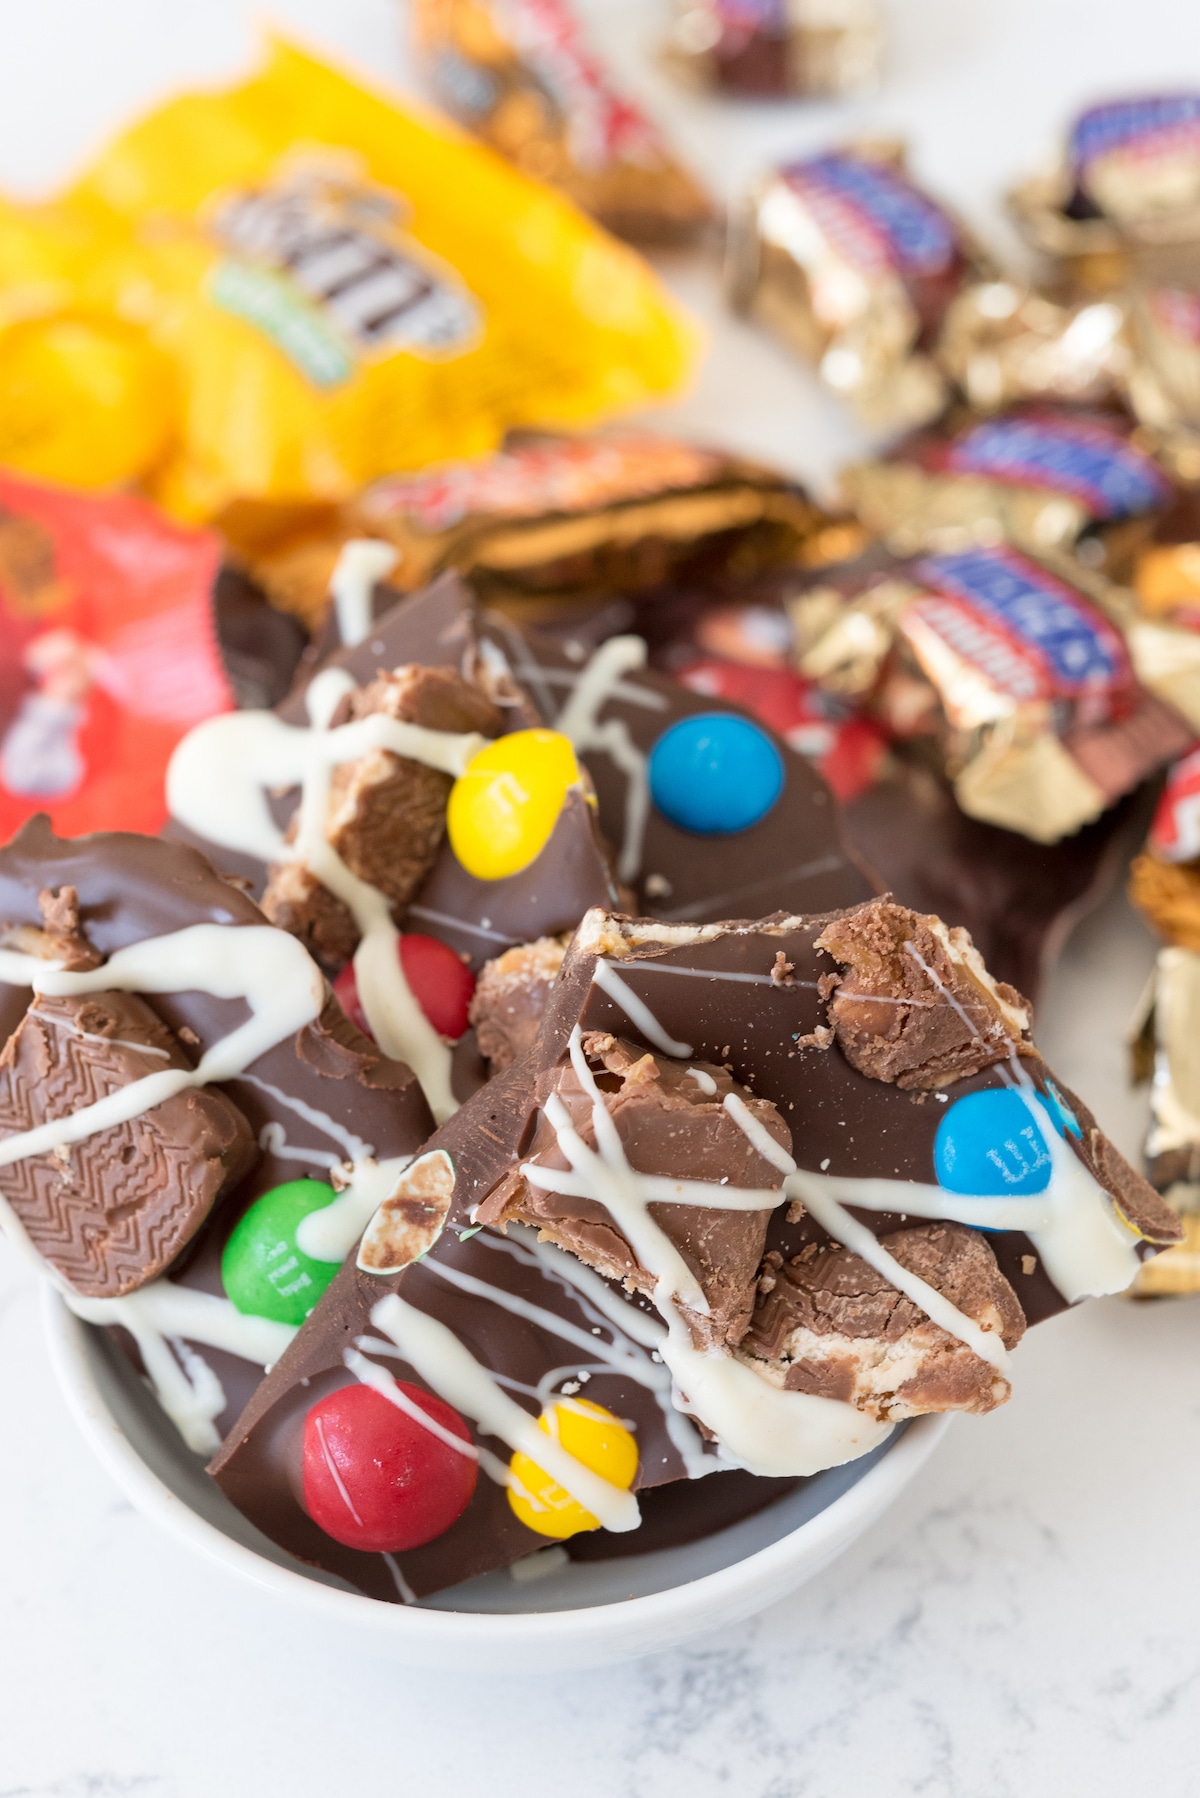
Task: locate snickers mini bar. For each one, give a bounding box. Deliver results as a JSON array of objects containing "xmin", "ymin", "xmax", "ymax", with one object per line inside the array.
[
  {"xmin": 729, "ymin": 142, "xmax": 984, "ymax": 433},
  {"xmin": 841, "ymin": 406, "xmax": 1172, "ymax": 564},
  {"xmin": 790, "ymin": 541, "xmax": 1194, "ymax": 842},
  {"xmin": 1010, "ymin": 93, "xmax": 1200, "ymax": 292}
]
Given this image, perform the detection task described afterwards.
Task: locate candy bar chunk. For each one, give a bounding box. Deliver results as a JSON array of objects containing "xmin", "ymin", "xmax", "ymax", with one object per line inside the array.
[
  {"xmin": 742, "ymin": 1222, "xmax": 1025, "ymax": 1419},
  {"xmin": 0, "ymin": 989, "xmax": 254, "ymax": 1299},
  {"xmin": 479, "ymin": 1030, "xmax": 790, "ymax": 1349},
  {"xmin": 261, "ymin": 663, "xmax": 505, "ymax": 968},
  {"xmin": 729, "ymin": 144, "xmax": 982, "ymax": 434},
  {"xmin": 469, "ymin": 935, "xmax": 566, "ymax": 1073},
  {"xmin": 815, "ymin": 898, "xmax": 1032, "ymax": 1090}
]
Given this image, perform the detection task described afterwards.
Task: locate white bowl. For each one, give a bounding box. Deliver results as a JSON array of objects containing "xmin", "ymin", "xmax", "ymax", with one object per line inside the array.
[{"xmin": 44, "ymin": 1284, "xmax": 950, "ymax": 1669}]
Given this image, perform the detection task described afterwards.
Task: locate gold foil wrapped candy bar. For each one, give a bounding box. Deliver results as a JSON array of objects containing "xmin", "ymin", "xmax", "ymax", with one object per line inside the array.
[
  {"xmin": 937, "ymin": 282, "xmax": 1130, "ymax": 414},
  {"xmin": 666, "ymin": 0, "xmax": 882, "ymax": 98},
  {"xmin": 1009, "ymin": 95, "xmax": 1200, "ymax": 293},
  {"xmin": 840, "ymin": 407, "xmax": 1172, "ymax": 562},
  {"xmin": 729, "ymin": 141, "xmax": 982, "ymax": 434},
  {"xmin": 789, "ymin": 542, "xmax": 1193, "ymax": 842}
]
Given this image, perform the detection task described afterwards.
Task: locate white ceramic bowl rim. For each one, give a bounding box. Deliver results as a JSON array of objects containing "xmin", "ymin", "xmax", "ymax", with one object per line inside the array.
[{"xmin": 44, "ymin": 1285, "xmax": 950, "ymax": 1656}]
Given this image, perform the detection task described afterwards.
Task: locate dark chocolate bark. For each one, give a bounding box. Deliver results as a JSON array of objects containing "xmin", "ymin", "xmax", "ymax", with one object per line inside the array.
[
  {"xmin": 211, "ymin": 1060, "xmax": 740, "ymax": 1602},
  {"xmin": 0, "ymin": 817, "xmax": 434, "ymax": 1436}
]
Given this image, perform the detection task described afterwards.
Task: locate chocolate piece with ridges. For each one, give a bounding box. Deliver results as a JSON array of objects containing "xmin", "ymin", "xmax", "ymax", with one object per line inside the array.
[
  {"xmin": 0, "ymin": 991, "xmax": 254, "ymax": 1299},
  {"xmin": 815, "ymin": 898, "xmax": 1034, "ymax": 1090}
]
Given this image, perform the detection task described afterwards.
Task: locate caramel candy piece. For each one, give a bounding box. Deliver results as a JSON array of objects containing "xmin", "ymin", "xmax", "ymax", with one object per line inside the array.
[
  {"xmin": 469, "ymin": 935, "xmax": 567, "ymax": 1073},
  {"xmin": 742, "ymin": 1222, "xmax": 1025, "ymax": 1419},
  {"xmin": 262, "ymin": 663, "xmax": 504, "ymax": 968},
  {"xmin": 0, "ymin": 991, "xmax": 254, "ymax": 1299},
  {"xmin": 479, "ymin": 1030, "xmax": 790, "ymax": 1350}
]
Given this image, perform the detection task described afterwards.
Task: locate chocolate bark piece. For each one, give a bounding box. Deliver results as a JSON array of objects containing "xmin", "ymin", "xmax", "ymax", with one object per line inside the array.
[
  {"xmin": 479, "ymin": 1031, "xmax": 790, "ymax": 1348},
  {"xmin": 469, "ymin": 935, "xmax": 567, "ymax": 1072},
  {"xmin": 213, "ymin": 563, "xmax": 308, "ymax": 710},
  {"xmin": 528, "ymin": 901, "xmax": 1179, "ymax": 1336},
  {"xmin": 479, "ymin": 609, "xmax": 876, "ymax": 923},
  {"xmin": 0, "ymin": 991, "xmax": 254, "ymax": 1299},
  {"xmin": 211, "ymin": 1060, "xmax": 745, "ymax": 1603},
  {"xmin": 0, "ymin": 817, "xmax": 434, "ymax": 1442},
  {"xmin": 170, "ymin": 575, "xmax": 619, "ymax": 989},
  {"xmin": 741, "ymin": 1222, "xmax": 1025, "ymax": 1419},
  {"xmin": 815, "ymin": 898, "xmax": 1033, "ymax": 1090}
]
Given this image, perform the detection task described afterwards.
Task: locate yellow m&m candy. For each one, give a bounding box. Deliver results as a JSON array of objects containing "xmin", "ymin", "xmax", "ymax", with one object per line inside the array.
[
  {"xmin": 508, "ymin": 1398, "xmax": 638, "ymax": 1539},
  {"xmin": 447, "ymin": 729, "xmax": 580, "ymax": 881}
]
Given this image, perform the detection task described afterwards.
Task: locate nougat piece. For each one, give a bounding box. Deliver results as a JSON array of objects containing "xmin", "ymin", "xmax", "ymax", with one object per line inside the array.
[
  {"xmin": 469, "ymin": 935, "xmax": 567, "ymax": 1073},
  {"xmin": 479, "ymin": 1031, "xmax": 790, "ymax": 1348},
  {"xmin": 741, "ymin": 1222, "xmax": 1026, "ymax": 1419},
  {"xmin": 0, "ymin": 990, "xmax": 254, "ymax": 1299},
  {"xmin": 262, "ymin": 663, "xmax": 504, "ymax": 967}
]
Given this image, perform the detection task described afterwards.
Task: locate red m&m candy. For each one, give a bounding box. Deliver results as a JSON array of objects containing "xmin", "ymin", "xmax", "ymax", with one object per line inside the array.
[
  {"xmin": 334, "ymin": 933, "xmax": 476, "ymax": 1043},
  {"xmin": 302, "ymin": 1382, "xmax": 477, "ymax": 1554}
]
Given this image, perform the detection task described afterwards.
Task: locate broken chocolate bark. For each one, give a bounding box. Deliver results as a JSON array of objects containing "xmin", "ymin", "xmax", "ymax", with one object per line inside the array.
[
  {"xmin": 169, "ymin": 574, "xmax": 620, "ymax": 985},
  {"xmin": 212, "ymin": 893, "xmax": 1178, "ymax": 1605},
  {"xmin": 211, "ymin": 1059, "xmax": 741, "ymax": 1602},
  {"xmin": 0, "ymin": 817, "xmax": 434, "ymax": 1443}
]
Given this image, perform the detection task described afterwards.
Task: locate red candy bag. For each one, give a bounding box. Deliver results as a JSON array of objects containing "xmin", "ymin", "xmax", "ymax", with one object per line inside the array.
[{"xmin": 0, "ymin": 473, "xmax": 232, "ymax": 838}]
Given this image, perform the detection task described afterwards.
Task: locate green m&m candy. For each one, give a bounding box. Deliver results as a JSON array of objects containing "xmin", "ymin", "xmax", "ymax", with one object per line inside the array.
[{"xmin": 221, "ymin": 1179, "xmax": 342, "ymax": 1326}]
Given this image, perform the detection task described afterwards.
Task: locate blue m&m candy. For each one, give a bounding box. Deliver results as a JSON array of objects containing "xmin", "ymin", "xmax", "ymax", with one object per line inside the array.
[
  {"xmin": 648, "ymin": 712, "xmax": 784, "ymax": 835},
  {"xmin": 934, "ymin": 1089, "xmax": 1061, "ymax": 1197}
]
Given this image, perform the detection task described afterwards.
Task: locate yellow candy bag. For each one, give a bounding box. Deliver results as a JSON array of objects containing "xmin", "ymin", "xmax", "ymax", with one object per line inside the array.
[{"xmin": 0, "ymin": 37, "xmax": 696, "ymax": 523}]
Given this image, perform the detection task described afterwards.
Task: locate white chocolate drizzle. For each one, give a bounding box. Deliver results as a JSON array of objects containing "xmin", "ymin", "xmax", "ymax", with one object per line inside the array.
[
  {"xmin": 168, "ymin": 662, "xmax": 495, "ymax": 1123},
  {"xmin": 366, "ymin": 1292, "xmax": 640, "ymax": 1531},
  {"xmin": 553, "ymin": 637, "xmax": 654, "ymax": 884},
  {"xmin": 297, "ymin": 1156, "xmax": 416, "ymax": 1263},
  {"xmin": 591, "ymin": 958, "xmax": 693, "ymax": 1057},
  {"xmin": 68, "ymin": 1283, "xmax": 297, "ymax": 1455},
  {"xmin": 329, "ymin": 540, "xmax": 399, "ymax": 649},
  {"xmin": 520, "ymin": 1027, "xmax": 892, "ymax": 1478}
]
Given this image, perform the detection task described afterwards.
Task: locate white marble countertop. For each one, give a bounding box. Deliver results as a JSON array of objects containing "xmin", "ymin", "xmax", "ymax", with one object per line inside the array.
[{"xmin": 2, "ymin": 2, "xmax": 1200, "ymax": 1793}]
